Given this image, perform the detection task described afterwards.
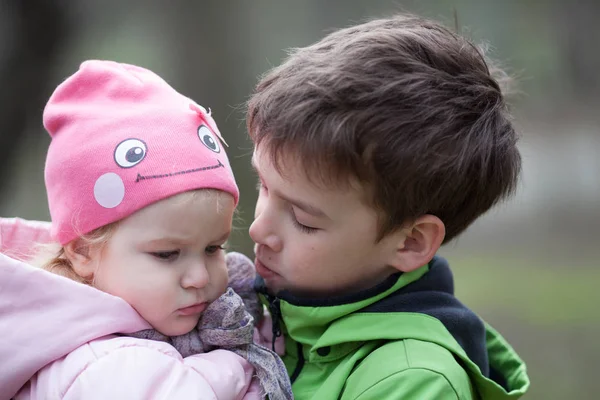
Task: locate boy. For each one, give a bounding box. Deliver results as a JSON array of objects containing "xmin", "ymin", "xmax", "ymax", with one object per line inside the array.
[{"xmin": 247, "ymin": 14, "xmax": 530, "ymax": 400}]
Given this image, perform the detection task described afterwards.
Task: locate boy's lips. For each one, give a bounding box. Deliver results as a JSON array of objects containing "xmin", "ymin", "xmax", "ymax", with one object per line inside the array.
[
  {"xmin": 177, "ymin": 302, "xmax": 208, "ymax": 316},
  {"xmin": 255, "ymin": 257, "xmax": 280, "ymax": 279}
]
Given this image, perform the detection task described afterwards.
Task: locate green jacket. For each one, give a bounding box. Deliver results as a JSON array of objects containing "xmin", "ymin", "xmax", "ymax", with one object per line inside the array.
[{"xmin": 256, "ymin": 256, "xmax": 530, "ymax": 400}]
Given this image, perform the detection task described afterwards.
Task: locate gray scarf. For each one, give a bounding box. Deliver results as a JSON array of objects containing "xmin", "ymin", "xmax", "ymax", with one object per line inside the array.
[{"xmin": 127, "ymin": 253, "xmax": 293, "ymax": 400}]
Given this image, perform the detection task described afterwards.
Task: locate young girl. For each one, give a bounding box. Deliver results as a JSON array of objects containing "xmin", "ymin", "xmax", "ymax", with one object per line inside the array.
[{"xmin": 2, "ymin": 60, "xmax": 291, "ymax": 400}]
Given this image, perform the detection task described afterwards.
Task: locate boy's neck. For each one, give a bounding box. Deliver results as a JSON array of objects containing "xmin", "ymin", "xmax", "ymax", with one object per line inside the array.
[{"xmin": 255, "ymin": 271, "xmax": 403, "ymax": 307}]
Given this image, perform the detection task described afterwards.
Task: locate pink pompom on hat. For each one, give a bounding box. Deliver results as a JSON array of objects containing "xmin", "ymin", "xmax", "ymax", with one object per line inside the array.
[{"xmin": 43, "ymin": 60, "xmax": 239, "ymax": 245}]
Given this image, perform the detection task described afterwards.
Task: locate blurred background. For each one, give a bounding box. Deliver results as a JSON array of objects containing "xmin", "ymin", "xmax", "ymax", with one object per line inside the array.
[{"xmin": 1, "ymin": 1, "xmax": 597, "ymax": 398}]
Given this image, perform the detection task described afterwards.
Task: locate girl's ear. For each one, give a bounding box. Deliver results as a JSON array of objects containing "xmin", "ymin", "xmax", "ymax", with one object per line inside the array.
[{"xmin": 63, "ymin": 239, "xmax": 99, "ymax": 281}]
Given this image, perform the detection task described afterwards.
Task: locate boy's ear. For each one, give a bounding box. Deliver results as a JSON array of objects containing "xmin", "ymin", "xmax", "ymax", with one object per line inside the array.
[
  {"xmin": 63, "ymin": 239, "xmax": 98, "ymax": 281},
  {"xmin": 386, "ymin": 215, "xmax": 445, "ymax": 273}
]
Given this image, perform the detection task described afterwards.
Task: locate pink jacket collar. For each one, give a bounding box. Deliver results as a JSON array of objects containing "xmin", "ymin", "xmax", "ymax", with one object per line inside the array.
[{"xmin": 0, "ymin": 218, "xmax": 150, "ymax": 400}]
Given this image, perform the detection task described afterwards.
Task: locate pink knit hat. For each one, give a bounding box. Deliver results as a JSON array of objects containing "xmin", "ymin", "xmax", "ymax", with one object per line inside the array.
[{"xmin": 44, "ymin": 60, "xmax": 239, "ymax": 245}]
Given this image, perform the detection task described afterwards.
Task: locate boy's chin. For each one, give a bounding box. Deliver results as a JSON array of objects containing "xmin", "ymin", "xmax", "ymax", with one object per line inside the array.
[
  {"xmin": 262, "ymin": 278, "xmax": 286, "ymax": 296},
  {"xmin": 263, "ymin": 276, "xmax": 313, "ymax": 298},
  {"xmin": 266, "ymin": 281, "xmax": 324, "ymax": 299}
]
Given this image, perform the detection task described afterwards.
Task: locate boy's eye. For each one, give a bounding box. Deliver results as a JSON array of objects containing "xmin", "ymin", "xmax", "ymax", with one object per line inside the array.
[
  {"xmin": 292, "ymin": 218, "xmax": 319, "ymax": 234},
  {"xmin": 206, "ymin": 245, "xmax": 225, "ymax": 255},
  {"xmin": 151, "ymin": 250, "xmax": 180, "ymax": 261},
  {"xmin": 290, "ymin": 209, "xmax": 319, "ymax": 234}
]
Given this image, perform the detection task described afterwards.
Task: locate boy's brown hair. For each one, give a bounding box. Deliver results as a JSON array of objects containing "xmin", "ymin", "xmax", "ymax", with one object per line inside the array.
[{"xmin": 246, "ymin": 14, "xmax": 521, "ymax": 243}]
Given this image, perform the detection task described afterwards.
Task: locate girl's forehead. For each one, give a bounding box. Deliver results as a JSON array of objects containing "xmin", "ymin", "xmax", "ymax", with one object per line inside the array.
[{"xmin": 117, "ymin": 191, "xmax": 234, "ymax": 237}]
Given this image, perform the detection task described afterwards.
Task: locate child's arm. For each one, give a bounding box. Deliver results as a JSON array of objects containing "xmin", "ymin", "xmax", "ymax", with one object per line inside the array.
[
  {"xmin": 24, "ymin": 341, "xmax": 258, "ymax": 400},
  {"xmin": 341, "ymin": 341, "xmax": 466, "ymax": 400},
  {"xmin": 343, "ymin": 369, "xmax": 461, "ymax": 400}
]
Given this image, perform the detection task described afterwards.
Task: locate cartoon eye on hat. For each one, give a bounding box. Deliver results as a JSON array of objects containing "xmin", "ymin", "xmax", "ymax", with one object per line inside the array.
[
  {"xmin": 198, "ymin": 125, "xmax": 220, "ymax": 153},
  {"xmin": 114, "ymin": 138, "xmax": 148, "ymax": 168}
]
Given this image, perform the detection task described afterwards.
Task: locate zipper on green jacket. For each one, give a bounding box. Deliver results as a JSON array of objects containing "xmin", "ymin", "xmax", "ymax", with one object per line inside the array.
[
  {"xmin": 265, "ymin": 294, "xmax": 283, "ymax": 352},
  {"xmin": 263, "ymin": 293, "xmax": 306, "ymax": 384},
  {"xmin": 290, "ymin": 341, "xmax": 305, "ymax": 383}
]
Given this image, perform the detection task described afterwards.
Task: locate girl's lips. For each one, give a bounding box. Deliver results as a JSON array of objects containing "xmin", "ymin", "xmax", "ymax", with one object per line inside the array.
[{"xmin": 177, "ymin": 302, "xmax": 208, "ymax": 316}]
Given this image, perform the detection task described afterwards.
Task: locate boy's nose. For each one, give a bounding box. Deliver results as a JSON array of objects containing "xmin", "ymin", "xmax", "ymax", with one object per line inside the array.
[{"xmin": 250, "ymin": 212, "xmax": 283, "ymax": 252}]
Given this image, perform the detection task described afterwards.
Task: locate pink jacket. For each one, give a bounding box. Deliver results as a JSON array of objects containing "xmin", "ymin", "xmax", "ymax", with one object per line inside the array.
[{"xmin": 0, "ymin": 218, "xmax": 260, "ymax": 400}]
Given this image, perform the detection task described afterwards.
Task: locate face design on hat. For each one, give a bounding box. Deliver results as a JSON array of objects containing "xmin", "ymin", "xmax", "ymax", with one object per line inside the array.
[{"xmin": 93, "ymin": 122, "xmax": 225, "ymax": 209}]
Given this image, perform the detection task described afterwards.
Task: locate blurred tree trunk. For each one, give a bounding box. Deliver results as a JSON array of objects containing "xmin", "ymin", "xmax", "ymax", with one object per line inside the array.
[
  {"xmin": 554, "ymin": 1, "xmax": 600, "ymax": 105},
  {"xmin": 0, "ymin": 1, "xmax": 72, "ymax": 194},
  {"xmin": 160, "ymin": 1, "xmax": 257, "ymax": 254}
]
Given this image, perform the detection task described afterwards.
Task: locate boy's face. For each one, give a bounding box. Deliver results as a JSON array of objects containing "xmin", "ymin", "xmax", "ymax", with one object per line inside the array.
[{"xmin": 250, "ymin": 147, "xmax": 399, "ymax": 298}]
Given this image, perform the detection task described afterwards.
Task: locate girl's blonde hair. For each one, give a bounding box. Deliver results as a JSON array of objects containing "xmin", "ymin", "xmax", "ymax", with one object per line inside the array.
[{"xmin": 34, "ymin": 222, "xmax": 119, "ymax": 285}]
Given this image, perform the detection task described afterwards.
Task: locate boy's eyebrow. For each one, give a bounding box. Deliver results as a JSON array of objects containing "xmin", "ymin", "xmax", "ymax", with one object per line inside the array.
[
  {"xmin": 276, "ymin": 191, "xmax": 330, "ymax": 219},
  {"xmin": 251, "ymin": 152, "xmax": 330, "ymax": 219}
]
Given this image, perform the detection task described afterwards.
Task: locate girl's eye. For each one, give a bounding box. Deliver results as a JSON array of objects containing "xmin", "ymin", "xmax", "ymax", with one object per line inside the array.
[
  {"xmin": 151, "ymin": 250, "xmax": 180, "ymax": 261},
  {"xmin": 206, "ymin": 245, "xmax": 226, "ymax": 255}
]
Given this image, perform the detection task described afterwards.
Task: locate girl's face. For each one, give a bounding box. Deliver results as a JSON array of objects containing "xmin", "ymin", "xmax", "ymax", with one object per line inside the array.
[{"xmin": 88, "ymin": 191, "xmax": 235, "ymax": 336}]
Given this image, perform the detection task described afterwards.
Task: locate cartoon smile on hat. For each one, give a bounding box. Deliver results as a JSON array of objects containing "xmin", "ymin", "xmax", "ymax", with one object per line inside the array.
[{"xmin": 93, "ymin": 122, "xmax": 225, "ymax": 209}]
